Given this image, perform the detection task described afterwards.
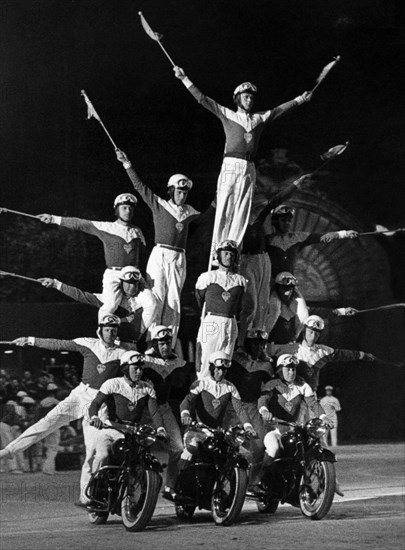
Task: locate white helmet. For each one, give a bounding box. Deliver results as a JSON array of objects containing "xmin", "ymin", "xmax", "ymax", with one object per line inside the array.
[
  {"xmin": 276, "ymin": 354, "xmax": 299, "ymax": 368},
  {"xmin": 150, "ymin": 325, "xmax": 173, "ymax": 341},
  {"xmin": 167, "ymin": 174, "xmax": 193, "ymax": 190},
  {"xmin": 209, "ymin": 351, "xmax": 232, "ymax": 368},
  {"xmin": 271, "ymin": 204, "xmax": 295, "ymax": 217},
  {"xmin": 98, "ymin": 313, "xmax": 121, "ymax": 326},
  {"xmin": 304, "ymin": 315, "xmax": 325, "ymax": 331},
  {"xmin": 113, "ymin": 193, "xmax": 137, "ymax": 208},
  {"xmin": 120, "ymin": 350, "xmax": 145, "ymax": 366},
  {"xmin": 233, "ymin": 82, "xmax": 257, "ymax": 100}
]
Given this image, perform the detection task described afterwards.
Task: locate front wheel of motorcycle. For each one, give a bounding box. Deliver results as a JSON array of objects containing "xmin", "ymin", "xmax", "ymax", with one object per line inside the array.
[
  {"xmin": 121, "ymin": 469, "xmax": 162, "ymax": 532},
  {"xmin": 211, "ymin": 466, "xmax": 248, "ymax": 526},
  {"xmin": 299, "ymin": 459, "xmax": 335, "ymax": 520}
]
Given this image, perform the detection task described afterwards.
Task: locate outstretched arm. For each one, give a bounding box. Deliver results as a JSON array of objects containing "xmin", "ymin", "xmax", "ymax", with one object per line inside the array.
[
  {"xmin": 116, "ymin": 149, "xmax": 159, "ymax": 211},
  {"xmin": 174, "ymin": 66, "xmax": 228, "ymax": 120}
]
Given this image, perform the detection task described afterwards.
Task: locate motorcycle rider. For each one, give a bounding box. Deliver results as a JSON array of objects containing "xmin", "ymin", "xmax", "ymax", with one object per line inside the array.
[
  {"xmin": 88, "ymin": 351, "xmax": 166, "ymax": 475},
  {"xmin": 228, "ymin": 329, "xmax": 274, "ymax": 490},
  {"xmin": 0, "ymin": 314, "xmax": 129, "ymax": 505},
  {"xmin": 253, "ymin": 353, "xmax": 327, "ymax": 494},
  {"xmin": 174, "ymin": 351, "xmax": 257, "ymax": 489},
  {"xmin": 142, "ymin": 325, "xmax": 188, "ymax": 502}
]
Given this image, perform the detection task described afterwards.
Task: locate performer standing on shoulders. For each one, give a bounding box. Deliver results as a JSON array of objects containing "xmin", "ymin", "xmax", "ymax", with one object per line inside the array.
[
  {"xmin": 116, "ymin": 149, "xmax": 214, "ymax": 345},
  {"xmin": 37, "ymin": 195, "xmax": 145, "ymax": 321},
  {"xmin": 174, "ymin": 65, "xmax": 311, "ymax": 263},
  {"xmin": 195, "ymin": 240, "xmax": 247, "ymax": 379}
]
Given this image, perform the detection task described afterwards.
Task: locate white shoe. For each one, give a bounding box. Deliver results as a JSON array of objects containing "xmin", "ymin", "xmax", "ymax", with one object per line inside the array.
[{"xmin": 0, "ymin": 448, "xmax": 12, "ymax": 460}]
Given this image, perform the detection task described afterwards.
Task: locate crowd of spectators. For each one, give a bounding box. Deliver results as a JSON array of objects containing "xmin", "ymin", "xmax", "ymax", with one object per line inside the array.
[{"xmin": 0, "ymin": 362, "xmax": 84, "ymax": 474}]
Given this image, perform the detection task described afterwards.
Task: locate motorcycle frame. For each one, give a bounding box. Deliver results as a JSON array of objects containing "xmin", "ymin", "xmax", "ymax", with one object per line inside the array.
[{"xmin": 86, "ymin": 430, "xmax": 163, "ymax": 514}]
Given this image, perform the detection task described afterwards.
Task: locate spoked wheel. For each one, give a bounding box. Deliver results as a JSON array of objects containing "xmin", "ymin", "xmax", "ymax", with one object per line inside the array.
[
  {"xmin": 175, "ymin": 504, "xmax": 196, "ymax": 521},
  {"xmin": 88, "ymin": 511, "xmax": 109, "ymax": 525},
  {"xmin": 256, "ymin": 497, "xmax": 279, "ymax": 514},
  {"xmin": 121, "ymin": 469, "xmax": 162, "ymax": 532},
  {"xmin": 299, "ymin": 459, "xmax": 335, "ymax": 520},
  {"xmin": 211, "ymin": 467, "xmax": 248, "ymax": 526}
]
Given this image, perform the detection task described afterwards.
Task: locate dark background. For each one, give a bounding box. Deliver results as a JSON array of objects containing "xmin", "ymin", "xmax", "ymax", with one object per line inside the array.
[
  {"xmin": 1, "ymin": 0, "xmax": 404, "ymax": 297},
  {"xmin": 0, "ymin": 1, "xmax": 404, "ymax": 440}
]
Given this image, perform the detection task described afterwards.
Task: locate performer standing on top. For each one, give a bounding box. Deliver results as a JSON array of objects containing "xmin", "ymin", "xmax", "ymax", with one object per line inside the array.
[
  {"xmin": 116, "ymin": 149, "xmax": 214, "ymax": 345},
  {"xmin": 37, "ymin": 194, "xmax": 145, "ymax": 321},
  {"xmin": 173, "ymin": 65, "xmax": 312, "ymax": 263},
  {"xmin": 195, "ymin": 240, "xmax": 247, "ymax": 379}
]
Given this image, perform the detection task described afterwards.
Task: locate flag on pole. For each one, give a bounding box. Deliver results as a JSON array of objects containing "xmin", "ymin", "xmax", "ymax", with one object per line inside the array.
[
  {"xmin": 81, "ymin": 90, "xmax": 101, "ymax": 121},
  {"xmin": 315, "ymin": 56, "xmax": 340, "ymax": 86},
  {"xmin": 139, "ymin": 11, "xmax": 163, "ymax": 41},
  {"xmin": 320, "ymin": 141, "xmax": 349, "ymax": 161}
]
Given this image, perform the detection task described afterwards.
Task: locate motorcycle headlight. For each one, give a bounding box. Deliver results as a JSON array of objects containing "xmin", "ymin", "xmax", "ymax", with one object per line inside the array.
[
  {"xmin": 136, "ymin": 424, "xmax": 157, "ymax": 447},
  {"xmin": 184, "ymin": 427, "xmax": 211, "ymax": 455},
  {"xmin": 305, "ymin": 418, "xmax": 327, "ymax": 439},
  {"xmin": 225, "ymin": 425, "xmax": 246, "ymax": 448}
]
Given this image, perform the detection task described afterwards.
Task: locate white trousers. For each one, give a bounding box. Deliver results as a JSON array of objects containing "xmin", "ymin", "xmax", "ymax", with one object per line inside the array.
[
  {"xmin": 146, "ymin": 246, "xmax": 186, "ymax": 345},
  {"xmin": 196, "ymin": 313, "xmax": 238, "ymax": 379},
  {"xmin": 4, "ymin": 383, "xmax": 105, "ymax": 501},
  {"xmin": 210, "ymin": 158, "xmax": 256, "ymax": 258},
  {"xmin": 238, "ymin": 253, "xmax": 271, "ymax": 345}
]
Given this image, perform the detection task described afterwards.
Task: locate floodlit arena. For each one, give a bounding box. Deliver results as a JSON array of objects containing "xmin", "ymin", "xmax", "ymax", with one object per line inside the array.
[{"xmin": 0, "ymin": 2, "xmax": 404, "ymax": 550}]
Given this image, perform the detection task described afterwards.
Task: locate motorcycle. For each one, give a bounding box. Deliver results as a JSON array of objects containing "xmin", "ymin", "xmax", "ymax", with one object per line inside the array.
[
  {"xmin": 248, "ymin": 417, "xmax": 336, "ymax": 520},
  {"xmin": 173, "ymin": 422, "xmax": 250, "ymax": 526},
  {"xmin": 85, "ymin": 420, "xmax": 165, "ymax": 531}
]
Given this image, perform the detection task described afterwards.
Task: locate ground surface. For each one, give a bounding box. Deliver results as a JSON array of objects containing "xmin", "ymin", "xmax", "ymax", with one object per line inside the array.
[{"xmin": 1, "ymin": 443, "xmax": 404, "ymax": 550}]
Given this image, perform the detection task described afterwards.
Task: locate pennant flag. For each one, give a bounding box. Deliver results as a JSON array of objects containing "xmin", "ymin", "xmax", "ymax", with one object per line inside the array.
[
  {"xmin": 316, "ymin": 56, "xmax": 341, "ymax": 85},
  {"xmin": 139, "ymin": 11, "xmax": 163, "ymax": 41},
  {"xmin": 320, "ymin": 141, "xmax": 350, "ymax": 161},
  {"xmin": 81, "ymin": 90, "xmax": 101, "ymax": 121}
]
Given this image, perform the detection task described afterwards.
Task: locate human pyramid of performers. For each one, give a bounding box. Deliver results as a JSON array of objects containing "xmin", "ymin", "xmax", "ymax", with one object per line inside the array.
[{"xmin": 0, "ymin": 13, "xmax": 401, "ymax": 515}]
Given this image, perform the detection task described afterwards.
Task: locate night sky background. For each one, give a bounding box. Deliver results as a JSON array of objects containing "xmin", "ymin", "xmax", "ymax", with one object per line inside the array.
[{"xmin": 1, "ymin": 0, "xmax": 404, "ymax": 301}]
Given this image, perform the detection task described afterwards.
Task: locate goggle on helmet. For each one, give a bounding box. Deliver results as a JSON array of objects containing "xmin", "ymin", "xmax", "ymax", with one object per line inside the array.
[
  {"xmin": 119, "ymin": 266, "xmax": 142, "ymax": 282},
  {"xmin": 274, "ymin": 272, "xmax": 297, "ymax": 287},
  {"xmin": 114, "ymin": 193, "xmax": 137, "ymax": 208},
  {"xmin": 167, "ymin": 174, "xmax": 193, "ymax": 190}
]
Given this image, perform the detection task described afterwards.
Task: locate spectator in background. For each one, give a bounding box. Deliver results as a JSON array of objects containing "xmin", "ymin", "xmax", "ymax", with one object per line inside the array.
[
  {"xmin": 59, "ymin": 424, "xmax": 78, "ymax": 453},
  {"xmin": 38, "ymin": 384, "xmax": 61, "ymax": 475},
  {"xmin": 320, "ymin": 385, "xmax": 342, "ymax": 447},
  {"xmin": 21, "ymin": 371, "xmax": 37, "ymax": 398},
  {"xmin": 0, "ymin": 400, "xmax": 26, "ymax": 473},
  {"xmin": 21, "ymin": 395, "xmax": 41, "ymax": 472}
]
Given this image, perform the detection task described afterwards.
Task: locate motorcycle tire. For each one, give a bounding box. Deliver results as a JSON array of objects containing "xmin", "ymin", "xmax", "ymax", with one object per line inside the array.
[
  {"xmin": 256, "ymin": 497, "xmax": 279, "ymax": 514},
  {"xmin": 175, "ymin": 504, "xmax": 196, "ymax": 521},
  {"xmin": 211, "ymin": 466, "xmax": 248, "ymax": 526},
  {"xmin": 88, "ymin": 511, "xmax": 109, "ymax": 525},
  {"xmin": 299, "ymin": 459, "xmax": 335, "ymax": 520},
  {"xmin": 121, "ymin": 469, "xmax": 162, "ymax": 532}
]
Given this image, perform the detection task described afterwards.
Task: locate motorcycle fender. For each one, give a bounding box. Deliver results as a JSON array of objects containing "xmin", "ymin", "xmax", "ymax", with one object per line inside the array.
[
  {"xmin": 143, "ymin": 454, "xmax": 164, "ymax": 473},
  {"xmin": 310, "ymin": 446, "xmax": 336, "ymax": 463}
]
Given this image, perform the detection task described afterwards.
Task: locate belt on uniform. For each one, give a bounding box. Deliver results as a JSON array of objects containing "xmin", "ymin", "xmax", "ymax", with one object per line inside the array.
[
  {"xmin": 156, "ymin": 243, "xmax": 185, "ymax": 253},
  {"xmin": 223, "ymin": 152, "xmax": 255, "ymax": 162},
  {"xmin": 207, "ymin": 312, "xmax": 235, "ymax": 319},
  {"xmin": 107, "ymin": 266, "xmax": 123, "ymax": 271}
]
